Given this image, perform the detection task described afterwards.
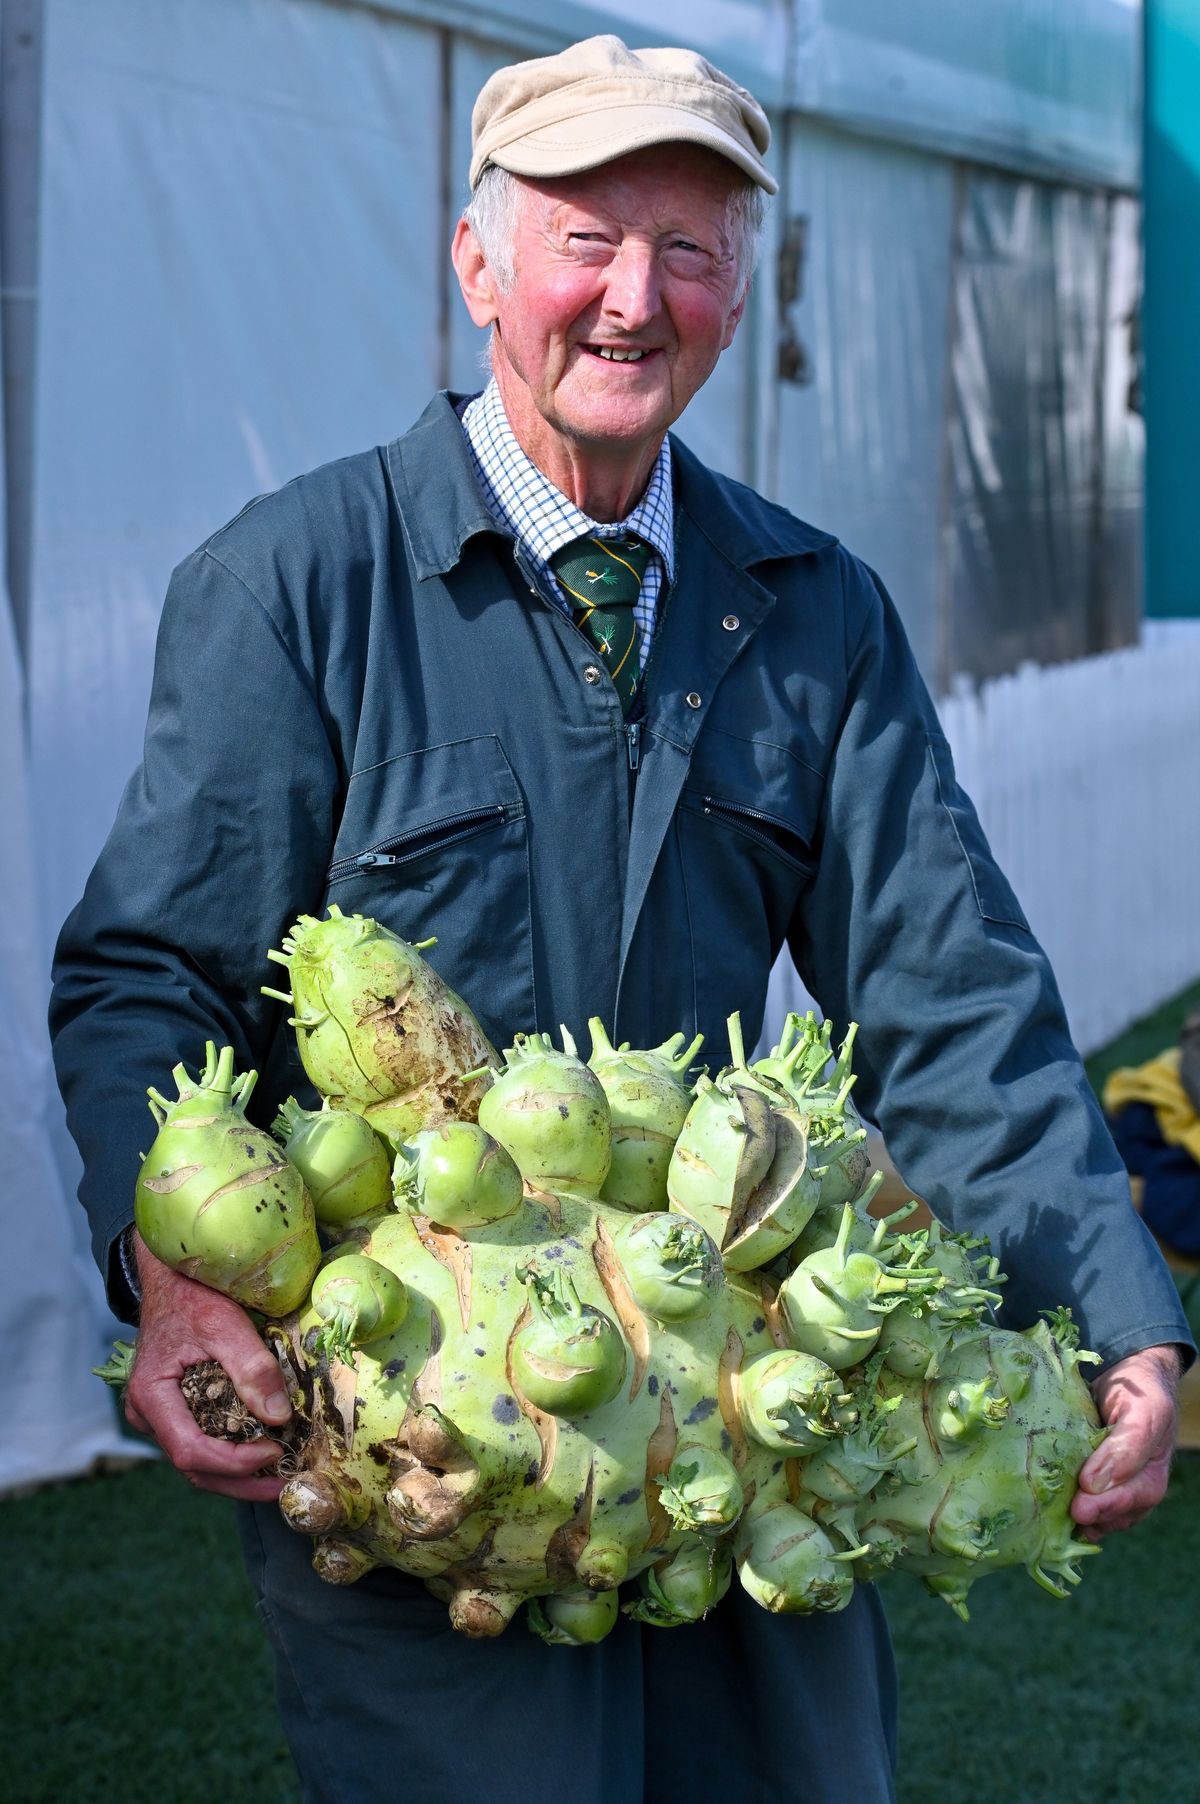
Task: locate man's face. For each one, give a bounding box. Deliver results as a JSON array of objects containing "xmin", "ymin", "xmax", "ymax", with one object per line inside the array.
[{"xmin": 456, "ymin": 145, "xmax": 749, "ymax": 472}]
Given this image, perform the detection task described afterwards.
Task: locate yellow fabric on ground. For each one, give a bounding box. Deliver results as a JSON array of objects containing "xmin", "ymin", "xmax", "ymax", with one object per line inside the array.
[{"xmin": 1104, "ymin": 1048, "xmax": 1200, "ymax": 1165}]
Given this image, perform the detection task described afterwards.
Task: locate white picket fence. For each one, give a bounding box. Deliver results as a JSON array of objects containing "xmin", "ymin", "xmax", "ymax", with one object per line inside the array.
[
  {"xmin": 938, "ymin": 626, "xmax": 1200, "ymax": 1053},
  {"xmin": 765, "ymin": 627, "xmax": 1200, "ymax": 1058}
]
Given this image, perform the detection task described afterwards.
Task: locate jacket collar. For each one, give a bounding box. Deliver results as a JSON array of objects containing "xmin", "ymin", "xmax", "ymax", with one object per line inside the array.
[
  {"xmin": 387, "ymin": 393, "xmax": 505, "ymax": 579},
  {"xmin": 669, "ymin": 433, "xmax": 835, "ymax": 568},
  {"xmin": 387, "ymin": 392, "xmax": 837, "ymax": 1000},
  {"xmin": 386, "ymin": 391, "xmax": 835, "ymax": 580}
]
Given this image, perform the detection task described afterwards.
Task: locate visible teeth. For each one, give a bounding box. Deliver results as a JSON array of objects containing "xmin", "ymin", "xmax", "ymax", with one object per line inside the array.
[{"xmin": 594, "ymin": 346, "xmax": 648, "ymax": 361}]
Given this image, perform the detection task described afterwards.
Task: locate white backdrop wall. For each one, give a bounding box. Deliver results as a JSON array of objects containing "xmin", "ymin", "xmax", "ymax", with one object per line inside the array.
[
  {"xmin": 1, "ymin": 206, "xmax": 135, "ymax": 1487},
  {"xmin": 5, "ymin": 0, "xmax": 1192, "ymax": 1491}
]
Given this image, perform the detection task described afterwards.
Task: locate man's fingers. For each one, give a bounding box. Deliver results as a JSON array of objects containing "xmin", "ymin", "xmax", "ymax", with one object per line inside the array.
[
  {"xmin": 123, "ymin": 1395, "xmax": 151, "ymax": 1434},
  {"xmin": 1076, "ymin": 1483, "xmax": 1164, "ymax": 1537},
  {"xmin": 124, "ymin": 1361, "xmax": 289, "ymax": 1498},
  {"xmin": 127, "ymin": 1347, "xmax": 286, "ymax": 1472},
  {"xmin": 144, "ymin": 1379, "xmax": 286, "ymax": 1477},
  {"xmin": 1072, "ymin": 1448, "xmax": 1172, "ymax": 1536},
  {"xmin": 187, "ymin": 1470, "xmax": 289, "ymax": 1503},
  {"xmin": 177, "ymin": 1437, "xmax": 285, "ymax": 1483},
  {"xmin": 1077, "ymin": 1417, "xmax": 1173, "ymax": 1495},
  {"xmin": 163, "ymin": 1291, "xmax": 294, "ymax": 1426},
  {"xmin": 162, "ymin": 1414, "xmax": 288, "ymax": 1500},
  {"xmin": 131, "ymin": 1241, "xmax": 293, "ymax": 1429},
  {"xmin": 164, "ymin": 1422, "xmax": 286, "ymax": 1479},
  {"xmin": 120, "ymin": 1244, "xmax": 298, "ymax": 1499},
  {"xmin": 1074, "ymin": 1461, "xmax": 1168, "ymax": 1522},
  {"xmin": 220, "ymin": 1340, "xmax": 293, "ymax": 1427},
  {"xmin": 1068, "ymin": 1344, "xmax": 1182, "ymax": 1540},
  {"xmin": 1076, "ymin": 1345, "xmax": 1181, "ymax": 1497}
]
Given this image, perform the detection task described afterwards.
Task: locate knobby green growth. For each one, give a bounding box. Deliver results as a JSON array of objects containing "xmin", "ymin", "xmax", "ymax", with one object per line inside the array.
[
  {"xmin": 657, "ymin": 1446, "xmax": 744, "ymax": 1536},
  {"xmin": 393, "ymin": 1123, "xmax": 522, "ymax": 1230},
  {"xmin": 135, "ymin": 1042, "xmax": 320, "ymax": 1315},
  {"xmin": 752, "ymin": 1013, "xmax": 871, "ymax": 1208},
  {"xmin": 105, "ymin": 914, "xmax": 1105, "ymax": 1642},
  {"xmin": 616, "ymin": 1213, "xmax": 724, "ymax": 1321},
  {"xmin": 625, "ymin": 1540, "xmax": 733, "ymax": 1626},
  {"xmin": 262, "ymin": 905, "xmax": 496, "ymax": 1148},
  {"xmin": 780, "ymin": 1203, "xmax": 942, "ymax": 1370},
  {"xmin": 527, "ymin": 1588, "xmax": 620, "ymax": 1646},
  {"xmin": 309, "ymin": 1253, "xmax": 409, "ymax": 1366},
  {"xmin": 273, "ymin": 1098, "xmax": 392, "ymax": 1230},
  {"xmin": 511, "ymin": 1264, "xmax": 627, "ymax": 1415},
  {"xmin": 587, "ymin": 1018, "xmax": 704, "ymax": 1211},
  {"xmin": 477, "ymin": 1030, "xmax": 612, "ymax": 1198}
]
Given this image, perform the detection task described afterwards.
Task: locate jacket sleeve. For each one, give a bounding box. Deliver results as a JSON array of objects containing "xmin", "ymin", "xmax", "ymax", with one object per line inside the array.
[
  {"xmin": 787, "ymin": 549, "xmax": 1195, "ymax": 1371},
  {"xmin": 49, "ymin": 542, "xmax": 341, "ymax": 1317}
]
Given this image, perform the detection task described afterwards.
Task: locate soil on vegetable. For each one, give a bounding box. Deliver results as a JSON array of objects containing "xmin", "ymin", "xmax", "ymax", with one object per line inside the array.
[
  {"xmin": 180, "ymin": 1361, "xmax": 269, "ymax": 1440},
  {"xmin": 179, "ymin": 1361, "xmax": 307, "ymax": 1471}
]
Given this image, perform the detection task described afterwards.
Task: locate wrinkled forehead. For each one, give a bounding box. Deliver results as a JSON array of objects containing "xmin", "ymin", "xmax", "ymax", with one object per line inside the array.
[{"xmin": 512, "ymin": 144, "xmax": 743, "ymax": 230}]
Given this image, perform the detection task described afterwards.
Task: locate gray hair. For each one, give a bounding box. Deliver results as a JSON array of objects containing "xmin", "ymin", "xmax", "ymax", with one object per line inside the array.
[{"xmin": 463, "ymin": 162, "xmax": 766, "ymax": 297}]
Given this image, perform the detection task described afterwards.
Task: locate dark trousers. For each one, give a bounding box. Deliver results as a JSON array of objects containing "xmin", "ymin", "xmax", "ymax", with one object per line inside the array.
[{"xmin": 239, "ymin": 1503, "xmax": 898, "ymax": 1804}]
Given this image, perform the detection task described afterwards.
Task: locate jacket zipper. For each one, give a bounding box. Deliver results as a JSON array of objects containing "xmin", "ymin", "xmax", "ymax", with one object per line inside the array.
[
  {"xmin": 627, "ymin": 722, "xmax": 641, "ymax": 772},
  {"xmin": 326, "ymin": 804, "xmax": 510, "ymax": 882},
  {"xmin": 703, "ymin": 796, "xmax": 783, "ymax": 829},
  {"xmin": 702, "ymin": 795, "xmax": 812, "ymax": 865}
]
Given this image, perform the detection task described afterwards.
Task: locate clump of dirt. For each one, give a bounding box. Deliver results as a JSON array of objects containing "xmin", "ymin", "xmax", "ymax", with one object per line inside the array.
[{"xmin": 180, "ymin": 1359, "xmax": 309, "ymax": 1473}]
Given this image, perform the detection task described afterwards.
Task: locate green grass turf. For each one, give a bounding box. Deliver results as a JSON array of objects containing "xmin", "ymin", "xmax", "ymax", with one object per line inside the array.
[
  {"xmin": 890, "ymin": 1451, "xmax": 1200, "ymax": 1802},
  {"xmin": 1084, "ymin": 977, "xmax": 1200, "ymax": 1098},
  {"xmin": 4, "ymin": 1451, "xmax": 1197, "ymax": 1804},
  {"xmin": 3, "ymin": 1458, "xmax": 297, "ymax": 1804},
  {"xmin": 6, "ymin": 981, "xmax": 1197, "ymax": 1803}
]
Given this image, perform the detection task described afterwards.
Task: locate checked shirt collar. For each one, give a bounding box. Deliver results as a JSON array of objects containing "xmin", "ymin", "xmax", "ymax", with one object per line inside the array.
[{"xmin": 461, "ymin": 380, "xmax": 674, "ymax": 657}]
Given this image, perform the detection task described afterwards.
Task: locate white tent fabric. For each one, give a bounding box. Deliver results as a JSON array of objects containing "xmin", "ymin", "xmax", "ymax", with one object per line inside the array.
[
  {"xmin": 788, "ymin": 0, "xmax": 1140, "ymax": 189},
  {"xmin": 29, "ymin": 0, "xmax": 445, "ymax": 936},
  {"xmin": 1, "ymin": 253, "xmax": 135, "ymax": 1489},
  {"xmin": 0, "ymin": 603, "xmax": 135, "ymax": 1489}
]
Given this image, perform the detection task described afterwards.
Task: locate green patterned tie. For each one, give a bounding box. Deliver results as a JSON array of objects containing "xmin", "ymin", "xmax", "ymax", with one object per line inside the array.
[{"xmin": 550, "ymin": 533, "xmax": 650, "ymax": 714}]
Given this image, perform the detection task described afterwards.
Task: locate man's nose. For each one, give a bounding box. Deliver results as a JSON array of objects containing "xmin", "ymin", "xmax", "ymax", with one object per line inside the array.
[{"xmin": 600, "ymin": 243, "xmax": 661, "ymax": 330}]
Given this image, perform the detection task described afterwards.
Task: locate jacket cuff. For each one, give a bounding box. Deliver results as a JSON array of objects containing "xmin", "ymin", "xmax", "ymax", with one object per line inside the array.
[{"xmin": 105, "ymin": 1222, "xmax": 142, "ymax": 1325}]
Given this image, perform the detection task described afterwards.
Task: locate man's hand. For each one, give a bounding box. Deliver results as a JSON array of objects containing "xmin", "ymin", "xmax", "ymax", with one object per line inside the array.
[
  {"xmin": 1071, "ymin": 1343, "xmax": 1183, "ymax": 1540},
  {"xmin": 124, "ymin": 1233, "xmax": 293, "ymax": 1501}
]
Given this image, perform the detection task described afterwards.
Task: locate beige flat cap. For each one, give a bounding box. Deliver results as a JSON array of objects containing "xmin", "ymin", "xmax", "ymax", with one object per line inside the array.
[{"xmin": 470, "ymin": 35, "xmax": 777, "ymax": 195}]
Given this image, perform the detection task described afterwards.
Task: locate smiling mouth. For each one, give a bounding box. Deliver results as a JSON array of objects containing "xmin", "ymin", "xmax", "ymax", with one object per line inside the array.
[{"xmin": 582, "ymin": 345, "xmax": 655, "ymax": 363}]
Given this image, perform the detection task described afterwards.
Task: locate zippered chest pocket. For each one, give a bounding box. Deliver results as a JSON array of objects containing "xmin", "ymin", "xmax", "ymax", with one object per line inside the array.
[
  {"xmin": 689, "ymin": 794, "xmax": 816, "ymax": 875},
  {"xmin": 681, "ymin": 723, "xmax": 824, "ymax": 878},
  {"xmin": 328, "ymin": 803, "xmax": 514, "ymax": 883},
  {"xmin": 321, "ymin": 734, "xmax": 534, "ymax": 1046}
]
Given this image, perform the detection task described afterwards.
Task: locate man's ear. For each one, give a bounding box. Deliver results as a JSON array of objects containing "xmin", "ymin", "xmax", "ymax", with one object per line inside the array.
[
  {"xmin": 452, "ymin": 218, "xmax": 501, "ymax": 327},
  {"xmin": 721, "ymin": 282, "xmax": 750, "ymax": 352}
]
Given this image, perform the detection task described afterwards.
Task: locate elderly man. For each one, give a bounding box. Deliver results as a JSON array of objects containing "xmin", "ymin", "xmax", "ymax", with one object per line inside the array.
[{"xmin": 52, "ymin": 35, "xmax": 1189, "ymax": 1804}]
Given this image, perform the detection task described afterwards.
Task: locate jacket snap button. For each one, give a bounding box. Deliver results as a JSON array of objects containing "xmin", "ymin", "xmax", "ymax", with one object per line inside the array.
[
  {"xmin": 686, "ymin": 691, "xmax": 702, "ymax": 709},
  {"xmin": 584, "ymin": 664, "xmax": 602, "ymax": 685},
  {"xmin": 722, "ymin": 614, "xmax": 740, "ymax": 631}
]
